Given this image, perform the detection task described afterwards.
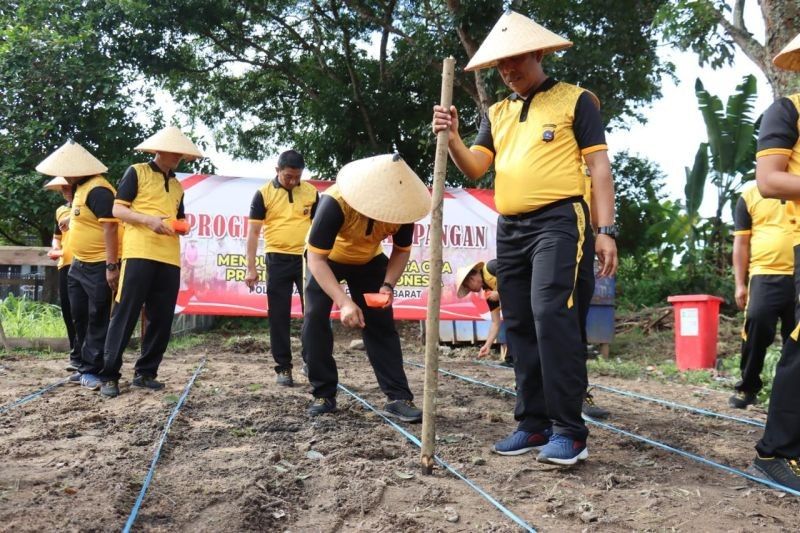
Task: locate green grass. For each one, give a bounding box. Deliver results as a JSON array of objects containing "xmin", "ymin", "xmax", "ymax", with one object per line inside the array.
[
  {"xmin": 230, "ymin": 427, "xmax": 257, "ymax": 438},
  {"xmin": 718, "ymin": 346, "xmax": 781, "ymax": 405},
  {"xmin": 0, "ymin": 295, "xmax": 66, "ymax": 338},
  {"xmin": 167, "ymin": 333, "xmax": 208, "ymax": 352},
  {"xmin": 246, "ymin": 383, "xmax": 263, "ymax": 392}
]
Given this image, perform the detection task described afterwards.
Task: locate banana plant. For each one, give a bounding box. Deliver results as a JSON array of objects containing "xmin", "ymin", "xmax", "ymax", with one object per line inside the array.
[{"xmin": 694, "ymin": 75, "xmax": 758, "ymax": 271}]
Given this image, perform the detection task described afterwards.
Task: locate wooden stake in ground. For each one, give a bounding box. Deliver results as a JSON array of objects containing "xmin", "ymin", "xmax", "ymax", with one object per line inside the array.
[{"xmin": 421, "ymin": 56, "xmax": 455, "ymax": 475}]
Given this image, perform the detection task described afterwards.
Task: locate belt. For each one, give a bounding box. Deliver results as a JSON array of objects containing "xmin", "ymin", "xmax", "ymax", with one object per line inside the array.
[
  {"xmin": 501, "ymin": 196, "xmax": 584, "ymax": 221},
  {"xmin": 71, "ymin": 258, "xmax": 105, "ymax": 267}
]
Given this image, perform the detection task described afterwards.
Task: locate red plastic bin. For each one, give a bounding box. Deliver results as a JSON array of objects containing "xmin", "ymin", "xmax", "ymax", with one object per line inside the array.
[{"xmin": 666, "ymin": 294, "xmax": 725, "ymax": 370}]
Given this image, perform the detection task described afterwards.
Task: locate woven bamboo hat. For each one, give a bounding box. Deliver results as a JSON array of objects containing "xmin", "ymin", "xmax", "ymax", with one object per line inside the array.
[
  {"xmin": 36, "ymin": 140, "xmax": 108, "ymax": 177},
  {"xmin": 465, "ymin": 10, "xmax": 572, "ymax": 72},
  {"xmin": 774, "ymin": 32, "xmax": 800, "ymax": 71},
  {"xmin": 43, "ymin": 176, "xmax": 69, "ymax": 191},
  {"xmin": 336, "ymin": 154, "xmax": 431, "ymax": 224},
  {"xmin": 455, "ymin": 261, "xmax": 485, "ymax": 298},
  {"xmin": 135, "ymin": 126, "xmax": 204, "ymax": 160}
]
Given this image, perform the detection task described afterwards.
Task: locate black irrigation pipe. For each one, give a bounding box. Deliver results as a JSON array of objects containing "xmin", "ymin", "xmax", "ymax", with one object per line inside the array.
[
  {"xmin": 337, "ymin": 383, "xmax": 537, "ymax": 532},
  {"xmin": 403, "ymin": 361, "xmax": 800, "ymax": 498},
  {"xmin": 0, "ymin": 377, "xmax": 69, "ymax": 415},
  {"xmin": 473, "ymin": 360, "xmax": 766, "ymax": 428},
  {"xmin": 122, "ymin": 358, "xmax": 207, "ymax": 533}
]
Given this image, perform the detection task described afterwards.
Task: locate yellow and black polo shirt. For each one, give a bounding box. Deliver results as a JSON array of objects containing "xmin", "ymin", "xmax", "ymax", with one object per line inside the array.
[
  {"xmin": 757, "ymin": 94, "xmax": 800, "ymax": 244},
  {"xmin": 472, "ymin": 78, "xmax": 607, "ymax": 215},
  {"xmin": 482, "ymin": 259, "xmax": 500, "ymax": 311},
  {"xmin": 249, "ymin": 177, "xmax": 318, "ymax": 254},
  {"xmin": 734, "ymin": 183, "xmax": 793, "ymax": 275},
  {"xmin": 53, "ymin": 204, "xmax": 73, "ymax": 269},
  {"xmin": 115, "ymin": 161, "xmax": 185, "ymax": 267},
  {"xmin": 70, "ymin": 175, "xmax": 118, "ymax": 263},
  {"xmin": 306, "ymin": 184, "xmax": 413, "ymax": 265}
]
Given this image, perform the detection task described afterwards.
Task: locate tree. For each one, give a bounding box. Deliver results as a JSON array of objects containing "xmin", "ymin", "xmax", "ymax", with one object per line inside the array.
[
  {"xmin": 103, "ymin": 0, "xmax": 672, "ymax": 182},
  {"xmin": 656, "ymin": 0, "xmax": 800, "ymax": 96},
  {"xmin": 0, "ymin": 0, "xmax": 151, "ymax": 245}
]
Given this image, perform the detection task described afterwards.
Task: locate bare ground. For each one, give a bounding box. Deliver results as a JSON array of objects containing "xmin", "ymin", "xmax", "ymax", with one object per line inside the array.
[{"xmin": 0, "ymin": 324, "xmax": 797, "ymax": 532}]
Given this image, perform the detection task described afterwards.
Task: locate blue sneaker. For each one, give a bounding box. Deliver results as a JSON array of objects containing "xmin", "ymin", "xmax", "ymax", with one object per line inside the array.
[
  {"xmin": 80, "ymin": 373, "xmax": 102, "ymax": 391},
  {"xmin": 491, "ymin": 428, "xmax": 552, "ymax": 455},
  {"xmin": 536, "ymin": 433, "xmax": 588, "ymax": 465}
]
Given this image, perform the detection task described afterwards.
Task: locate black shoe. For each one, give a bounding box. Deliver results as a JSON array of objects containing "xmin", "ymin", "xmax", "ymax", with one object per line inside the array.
[
  {"xmin": 499, "ymin": 360, "xmax": 513, "ymax": 368},
  {"xmin": 100, "ymin": 380, "xmax": 119, "ymax": 398},
  {"xmin": 65, "ymin": 362, "xmax": 79, "ymax": 372},
  {"xmin": 752, "ymin": 455, "xmax": 800, "ymax": 491},
  {"xmin": 582, "ymin": 389, "xmax": 610, "ymax": 419},
  {"xmin": 276, "ymin": 369, "xmax": 294, "ymax": 387},
  {"xmin": 67, "ymin": 372, "xmax": 81, "ymax": 385},
  {"xmin": 729, "ymin": 391, "xmax": 757, "ymax": 409},
  {"xmin": 383, "ymin": 399, "xmax": 422, "ymax": 423},
  {"xmin": 308, "ymin": 397, "xmax": 336, "ymax": 416},
  {"xmin": 132, "ymin": 374, "xmax": 165, "ymax": 390}
]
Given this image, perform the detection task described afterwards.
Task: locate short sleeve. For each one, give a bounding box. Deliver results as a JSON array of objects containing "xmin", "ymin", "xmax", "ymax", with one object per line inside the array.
[
  {"xmin": 249, "ymin": 190, "xmax": 266, "ymax": 221},
  {"xmin": 86, "ymin": 187, "xmax": 116, "ymax": 220},
  {"xmin": 115, "ymin": 166, "xmax": 139, "ymax": 204},
  {"xmin": 574, "ymin": 92, "xmax": 607, "ymax": 155},
  {"xmin": 307, "ymin": 195, "xmax": 344, "ymax": 254},
  {"xmin": 392, "ymin": 224, "xmax": 414, "ymax": 249},
  {"xmin": 471, "ymin": 112, "xmax": 495, "ymax": 159},
  {"xmin": 177, "ymin": 195, "xmax": 185, "ymax": 219},
  {"xmin": 757, "ymin": 98, "xmax": 799, "ymax": 157},
  {"xmin": 733, "ymin": 195, "xmax": 752, "ymax": 234}
]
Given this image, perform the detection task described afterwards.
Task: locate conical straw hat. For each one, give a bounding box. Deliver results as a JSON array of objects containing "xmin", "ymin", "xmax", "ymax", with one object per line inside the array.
[
  {"xmin": 336, "ymin": 154, "xmax": 431, "ymax": 224},
  {"xmin": 773, "ymin": 32, "xmax": 800, "ymax": 72},
  {"xmin": 36, "ymin": 140, "xmax": 108, "ymax": 177},
  {"xmin": 135, "ymin": 126, "xmax": 204, "ymax": 160},
  {"xmin": 43, "ymin": 176, "xmax": 69, "ymax": 191},
  {"xmin": 456, "ymin": 261, "xmax": 485, "ymax": 298},
  {"xmin": 465, "ymin": 10, "xmax": 572, "ymax": 72}
]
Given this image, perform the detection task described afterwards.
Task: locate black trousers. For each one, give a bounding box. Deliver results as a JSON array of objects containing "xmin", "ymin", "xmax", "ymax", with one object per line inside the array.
[
  {"xmin": 794, "ymin": 245, "xmax": 800, "ymax": 321},
  {"xmin": 266, "ymin": 252, "xmax": 304, "ymax": 372},
  {"xmin": 302, "ymin": 254, "xmax": 413, "ymax": 401},
  {"xmin": 100, "ymin": 258, "xmax": 180, "ymax": 381},
  {"xmin": 736, "ymin": 275, "xmax": 794, "ymax": 394},
  {"xmin": 576, "ymin": 234, "xmax": 595, "ymax": 349},
  {"xmin": 59, "ymin": 265, "xmax": 79, "ymax": 365},
  {"xmin": 68, "ymin": 259, "xmax": 112, "ymax": 374},
  {"xmin": 497, "ymin": 198, "xmax": 593, "ymax": 440},
  {"xmin": 756, "ymin": 326, "xmax": 800, "ymax": 458}
]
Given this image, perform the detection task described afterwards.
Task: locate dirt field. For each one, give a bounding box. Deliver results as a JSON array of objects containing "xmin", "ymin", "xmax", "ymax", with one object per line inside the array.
[{"xmin": 1, "ymin": 323, "xmax": 797, "ymax": 532}]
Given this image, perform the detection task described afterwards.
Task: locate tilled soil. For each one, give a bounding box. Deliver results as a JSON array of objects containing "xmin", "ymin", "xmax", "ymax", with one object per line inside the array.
[{"xmin": 0, "ymin": 327, "xmax": 797, "ymax": 532}]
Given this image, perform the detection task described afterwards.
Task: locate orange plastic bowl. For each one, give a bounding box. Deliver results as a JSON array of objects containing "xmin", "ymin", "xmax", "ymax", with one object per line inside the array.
[
  {"xmin": 363, "ymin": 292, "xmax": 390, "ymax": 308},
  {"xmin": 171, "ymin": 219, "xmax": 190, "ymax": 235}
]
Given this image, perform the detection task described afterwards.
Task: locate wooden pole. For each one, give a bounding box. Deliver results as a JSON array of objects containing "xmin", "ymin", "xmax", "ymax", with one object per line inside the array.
[{"xmin": 421, "ymin": 56, "xmax": 455, "ymax": 475}]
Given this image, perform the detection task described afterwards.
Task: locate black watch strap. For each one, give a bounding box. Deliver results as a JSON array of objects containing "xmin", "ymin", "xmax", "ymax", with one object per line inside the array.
[
  {"xmin": 106, "ymin": 262, "xmax": 119, "ymax": 272},
  {"xmin": 381, "ymin": 281, "xmax": 394, "ymax": 291},
  {"xmin": 597, "ymin": 225, "xmax": 618, "ymax": 238}
]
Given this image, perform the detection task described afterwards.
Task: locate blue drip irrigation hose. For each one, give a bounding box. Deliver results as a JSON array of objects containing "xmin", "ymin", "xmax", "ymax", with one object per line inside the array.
[
  {"xmin": 0, "ymin": 377, "xmax": 69, "ymax": 415},
  {"xmin": 122, "ymin": 359, "xmax": 206, "ymax": 533},
  {"xmin": 337, "ymin": 383, "xmax": 537, "ymax": 533},
  {"xmin": 472, "ymin": 360, "xmax": 766, "ymax": 429},
  {"xmin": 405, "ymin": 361, "xmax": 800, "ymax": 498}
]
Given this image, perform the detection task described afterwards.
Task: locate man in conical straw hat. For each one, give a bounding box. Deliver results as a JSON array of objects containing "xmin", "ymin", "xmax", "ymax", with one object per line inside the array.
[
  {"xmin": 749, "ymin": 32, "xmax": 800, "ymax": 491},
  {"xmin": 303, "ymin": 154, "xmax": 429, "ymax": 421},
  {"xmin": 432, "ymin": 10, "xmax": 618, "ymax": 464},
  {"xmin": 36, "ymin": 141, "xmax": 121, "ymax": 390},
  {"xmin": 98, "ymin": 126, "xmax": 202, "ymax": 398},
  {"xmin": 43, "ymin": 176, "xmax": 79, "ymax": 371},
  {"xmin": 455, "ymin": 259, "xmax": 513, "ymax": 365}
]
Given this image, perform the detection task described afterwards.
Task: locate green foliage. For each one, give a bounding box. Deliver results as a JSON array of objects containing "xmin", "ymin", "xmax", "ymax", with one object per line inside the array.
[
  {"xmin": 0, "ymin": 294, "xmax": 66, "ymax": 337},
  {"xmin": 103, "ymin": 0, "xmax": 672, "ymax": 182},
  {"xmin": 0, "ymin": 0, "xmax": 153, "ymax": 244},
  {"xmin": 719, "ymin": 346, "xmax": 781, "ymax": 406},
  {"xmin": 611, "ymin": 151, "xmax": 670, "ymax": 259},
  {"xmin": 655, "ymin": 0, "xmax": 736, "ymax": 69},
  {"xmin": 616, "ymin": 256, "xmax": 733, "ymax": 310}
]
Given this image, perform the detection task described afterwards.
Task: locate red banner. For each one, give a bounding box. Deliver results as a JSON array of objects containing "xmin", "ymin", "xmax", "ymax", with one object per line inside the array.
[{"xmin": 175, "ymin": 174, "xmax": 498, "ymax": 320}]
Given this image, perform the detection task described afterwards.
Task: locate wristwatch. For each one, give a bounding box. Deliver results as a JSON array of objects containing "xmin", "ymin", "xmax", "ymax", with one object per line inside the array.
[
  {"xmin": 106, "ymin": 263, "xmax": 119, "ymax": 272},
  {"xmin": 597, "ymin": 225, "xmax": 618, "ymax": 239},
  {"xmin": 381, "ymin": 281, "xmax": 394, "ymax": 291}
]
